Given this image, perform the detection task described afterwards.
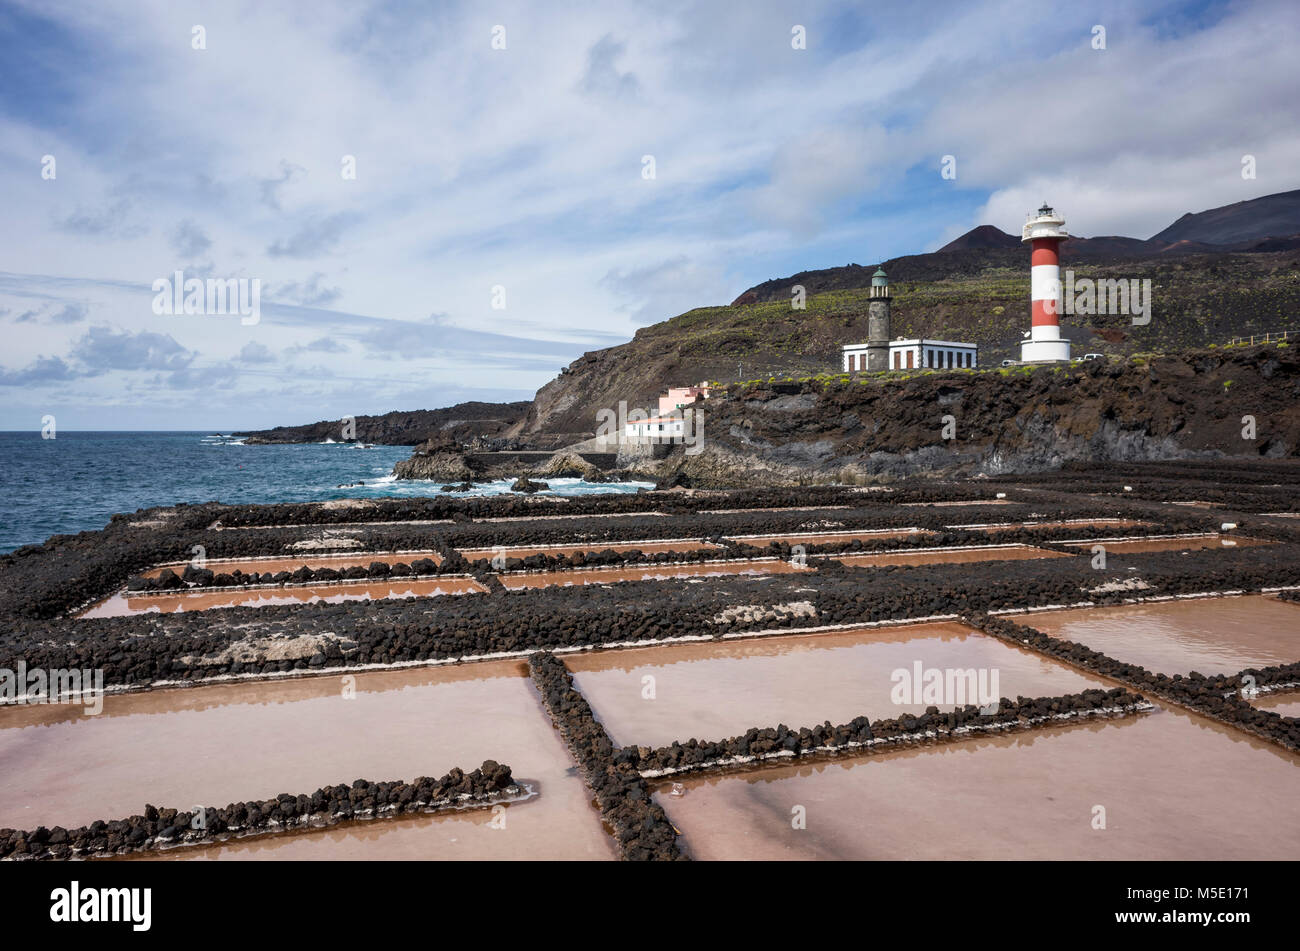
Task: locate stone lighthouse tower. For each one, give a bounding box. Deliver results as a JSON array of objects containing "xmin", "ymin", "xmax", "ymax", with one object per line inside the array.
[{"xmin": 866, "ymin": 267, "xmax": 891, "ymax": 371}]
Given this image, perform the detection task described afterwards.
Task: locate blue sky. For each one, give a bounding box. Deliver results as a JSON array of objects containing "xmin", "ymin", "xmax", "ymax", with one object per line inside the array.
[{"xmin": 1, "ymin": 0, "xmax": 1296, "ymax": 430}]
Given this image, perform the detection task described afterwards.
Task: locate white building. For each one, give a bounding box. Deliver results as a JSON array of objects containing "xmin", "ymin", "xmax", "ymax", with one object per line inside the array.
[
  {"xmin": 843, "ymin": 338, "xmax": 977, "ymax": 372},
  {"xmin": 625, "ymin": 416, "xmax": 687, "ymax": 440},
  {"xmin": 842, "ymin": 343, "xmax": 871, "ymax": 372}
]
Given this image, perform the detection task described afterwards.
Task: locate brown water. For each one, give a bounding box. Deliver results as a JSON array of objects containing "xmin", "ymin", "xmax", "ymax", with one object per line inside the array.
[
  {"xmin": 728, "ymin": 529, "xmax": 929, "ymax": 547},
  {"xmin": 1061, "ymin": 535, "xmax": 1274, "ymax": 554},
  {"xmin": 1253, "ymin": 691, "xmax": 1300, "ymax": 719},
  {"xmin": 498, "ymin": 559, "xmax": 807, "ymax": 591},
  {"xmin": 653, "ymin": 701, "xmax": 1300, "ymax": 859},
  {"xmin": 827, "ymin": 544, "xmax": 1071, "ymax": 568},
  {"xmin": 952, "ymin": 519, "xmax": 1149, "ymax": 533},
  {"xmin": 566, "ymin": 622, "xmax": 1107, "ymax": 748},
  {"xmin": 80, "ymin": 576, "xmax": 487, "ymax": 618},
  {"xmin": 0, "ymin": 661, "xmax": 616, "ymax": 860},
  {"xmin": 1027, "ymin": 595, "xmax": 1300, "ymax": 676},
  {"xmin": 457, "ymin": 540, "xmax": 721, "ymax": 561},
  {"xmin": 142, "ymin": 550, "xmax": 444, "ymax": 579}
]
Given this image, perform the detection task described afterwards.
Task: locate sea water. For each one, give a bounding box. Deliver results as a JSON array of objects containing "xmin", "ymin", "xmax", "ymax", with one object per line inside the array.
[{"xmin": 0, "ymin": 431, "xmax": 651, "ymax": 553}]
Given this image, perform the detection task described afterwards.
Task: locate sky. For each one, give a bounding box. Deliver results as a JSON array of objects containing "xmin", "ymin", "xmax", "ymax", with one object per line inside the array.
[{"xmin": 1, "ymin": 0, "xmax": 1297, "ymax": 430}]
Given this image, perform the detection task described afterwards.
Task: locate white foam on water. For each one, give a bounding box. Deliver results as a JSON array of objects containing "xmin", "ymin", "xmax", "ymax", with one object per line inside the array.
[{"xmin": 352, "ymin": 476, "xmax": 655, "ymax": 499}]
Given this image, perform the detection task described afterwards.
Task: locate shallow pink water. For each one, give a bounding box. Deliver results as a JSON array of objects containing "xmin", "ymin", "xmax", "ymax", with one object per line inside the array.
[
  {"xmin": 80, "ymin": 576, "xmax": 487, "ymax": 618},
  {"xmin": 567, "ymin": 622, "xmax": 1107, "ymax": 748},
  {"xmin": 829, "ymin": 544, "xmax": 1069, "ymax": 568},
  {"xmin": 0, "ymin": 660, "xmax": 615, "ymax": 860},
  {"xmin": 1027, "ymin": 595, "xmax": 1300, "ymax": 676},
  {"xmin": 1061, "ymin": 535, "xmax": 1273, "ymax": 554},
  {"xmin": 142, "ymin": 550, "xmax": 443, "ymax": 579},
  {"xmin": 1253, "ymin": 691, "xmax": 1300, "ymax": 719},
  {"xmin": 654, "ymin": 702, "xmax": 1300, "ymax": 860}
]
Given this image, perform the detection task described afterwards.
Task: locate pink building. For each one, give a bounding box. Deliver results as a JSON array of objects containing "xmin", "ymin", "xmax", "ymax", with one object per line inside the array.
[{"xmin": 657, "ymin": 383, "xmax": 710, "ymax": 416}]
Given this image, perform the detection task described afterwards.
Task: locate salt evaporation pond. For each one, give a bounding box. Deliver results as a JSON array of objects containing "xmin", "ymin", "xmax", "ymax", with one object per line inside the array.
[
  {"xmin": 567, "ymin": 621, "xmax": 1108, "ymax": 749},
  {"xmin": 653, "ymin": 702, "xmax": 1300, "ymax": 860},
  {"xmin": 1026, "ymin": 594, "xmax": 1300, "ymax": 677},
  {"xmin": 0, "ymin": 660, "xmax": 615, "ymax": 860}
]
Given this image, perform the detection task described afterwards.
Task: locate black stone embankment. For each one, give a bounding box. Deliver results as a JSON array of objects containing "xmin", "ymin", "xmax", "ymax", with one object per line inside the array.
[
  {"xmin": 527, "ymin": 652, "xmax": 684, "ymax": 861},
  {"xmin": 0, "ymin": 760, "xmax": 518, "ymax": 861},
  {"xmin": 5, "ymin": 542, "xmax": 1297, "ymax": 691},
  {"xmin": 615, "ymin": 688, "xmax": 1150, "ymax": 778},
  {"xmin": 457, "ymin": 505, "xmax": 1189, "ymax": 571},
  {"xmin": 0, "ymin": 503, "xmax": 223, "ymax": 620},
  {"xmin": 1000, "ymin": 460, "xmax": 1300, "ymax": 513},
  {"xmin": 464, "ymin": 544, "xmax": 728, "ymax": 575},
  {"xmin": 198, "ymin": 483, "xmax": 991, "ymax": 528},
  {"xmin": 391, "ymin": 500, "xmax": 1211, "ymax": 555},
  {"xmin": 3, "ymin": 479, "xmax": 1217, "ymax": 623},
  {"xmin": 968, "ymin": 614, "xmax": 1300, "ymax": 752},
  {"xmin": 126, "ymin": 557, "xmax": 458, "ymax": 592},
  {"xmin": 129, "ymin": 504, "xmax": 1235, "ymax": 590}
]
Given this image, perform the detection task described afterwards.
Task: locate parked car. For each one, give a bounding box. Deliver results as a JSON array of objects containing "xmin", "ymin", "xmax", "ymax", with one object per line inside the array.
[
  {"xmin": 1083, "ymin": 352, "xmax": 1105, "ymax": 360},
  {"xmin": 1000, "ymin": 359, "xmax": 1017, "ymax": 367}
]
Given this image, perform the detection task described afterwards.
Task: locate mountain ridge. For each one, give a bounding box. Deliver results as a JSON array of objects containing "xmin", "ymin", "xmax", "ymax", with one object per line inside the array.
[{"xmin": 933, "ymin": 188, "xmax": 1300, "ymax": 260}]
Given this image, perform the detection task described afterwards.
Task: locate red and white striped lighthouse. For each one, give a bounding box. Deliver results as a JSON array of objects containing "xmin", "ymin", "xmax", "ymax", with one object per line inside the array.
[{"xmin": 1020, "ymin": 203, "xmax": 1071, "ymax": 363}]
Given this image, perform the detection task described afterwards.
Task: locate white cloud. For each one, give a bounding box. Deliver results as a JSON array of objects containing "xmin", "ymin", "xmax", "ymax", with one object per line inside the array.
[{"xmin": 0, "ymin": 0, "xmax": 1296, "ymax": 428}]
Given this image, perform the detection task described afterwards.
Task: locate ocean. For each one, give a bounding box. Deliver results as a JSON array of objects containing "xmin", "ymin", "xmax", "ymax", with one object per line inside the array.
[{"xmin": 0, "ymin": 431, "xmax": 651, "ymax": 553}]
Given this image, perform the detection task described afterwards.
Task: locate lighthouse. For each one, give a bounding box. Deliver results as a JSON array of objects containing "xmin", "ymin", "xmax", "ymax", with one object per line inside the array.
[
  {"xmin": 1020, "ymin": 203, "xmax": 1071, "ymax": 363},
  {"xmin": 866, "ymin": 267, "xmax": 891, "ymax": 371}
]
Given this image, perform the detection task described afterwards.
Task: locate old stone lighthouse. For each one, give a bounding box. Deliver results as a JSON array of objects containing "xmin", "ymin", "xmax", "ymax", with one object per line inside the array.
[
  {"xmin": 866, "ymin": 267, "xmax": 891, "ymax": 371},
  {"xmin": 842, "ymin": 267, "xmax": 978, "ymax": 372}
]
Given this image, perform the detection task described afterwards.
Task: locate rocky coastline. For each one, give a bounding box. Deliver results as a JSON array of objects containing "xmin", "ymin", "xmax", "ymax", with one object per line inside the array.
[{"xmin": 383, "ymin": 343, "xmax": 1299, "ymax": 491}]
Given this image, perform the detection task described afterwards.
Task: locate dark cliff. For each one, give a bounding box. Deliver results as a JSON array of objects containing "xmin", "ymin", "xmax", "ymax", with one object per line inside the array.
[
  {"xmin": 235, "ymin": 401, "xmax": 531, "ymax": 446},
  {"xmin": 643, "ymin": 342, "xmax": 1300, "ymax": 486}
]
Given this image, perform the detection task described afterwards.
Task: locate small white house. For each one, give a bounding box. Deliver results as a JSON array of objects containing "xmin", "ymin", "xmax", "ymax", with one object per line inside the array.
[
  {"xmin": 625, "ymin": 416, "xmax": 687, "ymax": 440},
  {"xmin": 888, "ymin": 338, "xmax": 977, "ymax": 370}
]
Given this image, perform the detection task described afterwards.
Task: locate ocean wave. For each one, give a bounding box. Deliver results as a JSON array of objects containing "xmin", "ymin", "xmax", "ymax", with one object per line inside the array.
[{"xmin": 348, "ymin": 476, "xmax": 654, "ymax": 498}]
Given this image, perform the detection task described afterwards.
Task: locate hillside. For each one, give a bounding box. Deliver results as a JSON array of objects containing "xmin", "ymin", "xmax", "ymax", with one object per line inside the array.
[
  {"xmin": 237, "ymin": 401, "xmax": 530, "ymax": 445},
  {"xmin": 515, "ymin": 190, "xmax": 1300, "ymax": 437},
  {"xmin": 520, "ymin": 249, "xmax": 1300, "ymax": 437},
  {"xmin": 1152, "ymin": 189, "xmax": 1300, "ymax": 246},
  {"xmin": 639, "ymin": 341, "xmax": 1300, "ymax": 486}
]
